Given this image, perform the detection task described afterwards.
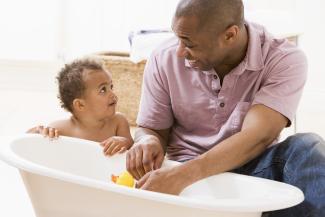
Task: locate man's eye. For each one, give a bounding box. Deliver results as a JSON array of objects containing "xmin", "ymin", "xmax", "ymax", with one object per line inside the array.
[
  {"xmin": 185, "ymin": 44, "xmax": 195, "ymax": 49},
  {"xmin": 179, "ymin": 40, "xmax": 195, "ymax": 49}
]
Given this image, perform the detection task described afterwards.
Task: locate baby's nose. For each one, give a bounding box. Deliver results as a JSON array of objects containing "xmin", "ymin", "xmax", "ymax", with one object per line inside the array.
[{"xmin": 111, "ymin": 93, "xmax": 118, "ymax": 102}]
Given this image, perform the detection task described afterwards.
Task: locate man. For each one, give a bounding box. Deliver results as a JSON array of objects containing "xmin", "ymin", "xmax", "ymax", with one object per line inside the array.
[{"xmin": 127, "ymin": 0, "xmax": 325, "ymax": 216}]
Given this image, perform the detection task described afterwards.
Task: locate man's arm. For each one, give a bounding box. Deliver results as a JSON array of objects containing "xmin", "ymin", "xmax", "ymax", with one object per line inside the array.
[
  {"xmin": 190, "ymin": 104, "xmax": 287, "ymax": 179},
  {"xmin": 126, "ymin": 127, "xmax": 170, "ymax": 180},
  {"xmin": 137, "ymin": 104, "xmax": 287, "ymax": 194}
]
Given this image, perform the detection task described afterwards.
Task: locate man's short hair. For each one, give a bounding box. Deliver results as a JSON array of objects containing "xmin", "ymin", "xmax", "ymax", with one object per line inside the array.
[
  {"xmin": 56, "ymin": 58, "xmax": 105, "ymax": 113},
  {"xmin": 174, "ymin": 0, "xmax": 244, "ymax": 32}
]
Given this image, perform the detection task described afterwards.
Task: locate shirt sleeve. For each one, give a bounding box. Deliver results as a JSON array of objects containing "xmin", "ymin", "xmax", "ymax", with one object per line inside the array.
[
  {"xmin": 252, "ymin": 49, "xmax": 308, "ymax": 127},
  {"xmin": 136, "ymin": 52, "xmax": 174, "ymax": 130}
]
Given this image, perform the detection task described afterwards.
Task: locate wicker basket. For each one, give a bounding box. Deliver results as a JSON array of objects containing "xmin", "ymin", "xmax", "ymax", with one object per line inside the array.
[{"xmin": 91, "ymin": 52, "xmax": 146, "ymax": 126}]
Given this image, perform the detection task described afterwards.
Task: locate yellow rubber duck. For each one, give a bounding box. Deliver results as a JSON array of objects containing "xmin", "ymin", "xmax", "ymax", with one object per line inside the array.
[{"xmin": 111, "ymin": 171, "xmax": 135, "ymax": 188}]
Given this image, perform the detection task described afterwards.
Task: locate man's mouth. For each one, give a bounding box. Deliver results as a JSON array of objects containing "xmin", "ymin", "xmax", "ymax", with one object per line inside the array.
[{"xmin": 188, "ymin": 59, "xmax": 199, "ymax": 68}]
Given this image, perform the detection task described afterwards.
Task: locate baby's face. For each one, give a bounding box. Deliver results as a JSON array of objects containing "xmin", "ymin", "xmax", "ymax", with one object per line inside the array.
[{"xmin": 82, "ymin": 69, "xmax": 117, "ymax": 119}]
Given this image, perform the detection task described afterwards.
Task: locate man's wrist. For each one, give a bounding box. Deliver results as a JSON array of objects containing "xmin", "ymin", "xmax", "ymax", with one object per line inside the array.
[{"xmin": 176, "ymin": 156, "xmax": 206, "ymax": 188}]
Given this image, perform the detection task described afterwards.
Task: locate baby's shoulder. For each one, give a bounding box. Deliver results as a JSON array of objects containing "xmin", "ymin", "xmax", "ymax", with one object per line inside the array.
[
  {"xmin": 114, "ymin": 112, "xmax": 127, "ymax": 120},
  {"xmin": 48, "ymin": 119, "xmax": 74, "ymax": 134},
  {"xmin": 110, "ymin": 112, "xmax": 129, "ymax": 125}
]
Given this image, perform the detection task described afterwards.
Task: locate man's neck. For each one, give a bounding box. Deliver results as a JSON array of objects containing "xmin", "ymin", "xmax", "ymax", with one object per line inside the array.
[{"xmin": 214, "ymin": 25, "xmax": 249, "ymax": 81}]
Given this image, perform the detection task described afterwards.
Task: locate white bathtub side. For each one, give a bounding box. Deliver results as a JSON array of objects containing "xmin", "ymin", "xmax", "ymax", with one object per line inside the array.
[
  {"xmin": 0, "ymin": 134, "xmax": 304, "ymax": 217},
  {"xmin": 20, "ymin": 170, "xmax": 261, "ymax": 217}
]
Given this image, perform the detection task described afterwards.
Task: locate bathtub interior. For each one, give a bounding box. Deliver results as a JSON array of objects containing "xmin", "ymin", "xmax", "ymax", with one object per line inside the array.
[
  {"xmin": 2, "ymin": 134, "xmax": 304, "ymax": 212},
  {"xmin": 10, "ymin": 135, "xmax": 125, "ymax": 183}
]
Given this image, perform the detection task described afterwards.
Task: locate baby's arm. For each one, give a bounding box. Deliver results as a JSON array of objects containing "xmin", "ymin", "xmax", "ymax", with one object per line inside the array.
[
  {"xmin": 26, "ymin": 120, "xmax": 69, "ymax": 139},
  {"xmin": 27, "ymin": 125, "xmax": 59, "ymax": 138},
  {"xmin": 101, "ymin": 113, "xmax": 134, "ymax": 156}
]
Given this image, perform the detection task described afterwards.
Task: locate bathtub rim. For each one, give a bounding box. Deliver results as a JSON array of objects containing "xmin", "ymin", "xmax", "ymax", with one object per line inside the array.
[{"xmin": 0, "ymin": 134, "xmax": 304, "ymax": 213}]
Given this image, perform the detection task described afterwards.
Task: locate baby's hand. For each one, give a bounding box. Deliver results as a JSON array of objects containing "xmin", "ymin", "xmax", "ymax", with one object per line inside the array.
[
  {"xmin": 100, "ymin": 136, "xmax": 132, "ymax": 156},
  {"xmin": 26, "ymin": 125, "xmax": 59, "ymax": 139}
]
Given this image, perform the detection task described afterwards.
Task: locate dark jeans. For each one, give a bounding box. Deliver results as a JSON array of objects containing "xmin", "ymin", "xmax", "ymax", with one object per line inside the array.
[{"xmin": 234, "ymin": 133, "xmax": 325, "ymax": 217}]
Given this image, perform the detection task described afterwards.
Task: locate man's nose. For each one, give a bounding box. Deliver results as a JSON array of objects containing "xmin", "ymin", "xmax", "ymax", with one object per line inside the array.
[{"xmin": 176, "ymin": 41, "xmax": 187, "ymax": 58}]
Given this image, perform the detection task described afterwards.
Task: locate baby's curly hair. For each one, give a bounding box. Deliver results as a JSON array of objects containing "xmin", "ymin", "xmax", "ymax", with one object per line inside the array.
[{"xmin": 56, "ymin": 58, "xmax": 106, "ymax": 113}]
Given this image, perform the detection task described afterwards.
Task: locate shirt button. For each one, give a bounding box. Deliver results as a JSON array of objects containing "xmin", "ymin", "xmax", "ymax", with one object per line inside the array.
[
  {"xmin": 213, "ymin": 75, "xmax": 218, "ymax": 79},
  {"xmin": 220, "ymin": 102, "xmax": 225, "ymax": 108}
]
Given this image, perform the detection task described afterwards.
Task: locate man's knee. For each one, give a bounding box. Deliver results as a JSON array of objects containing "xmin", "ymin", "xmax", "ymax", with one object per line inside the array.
[{"xmin": 285, "ymin": 133, "xmax": 325, "ymax": 157}]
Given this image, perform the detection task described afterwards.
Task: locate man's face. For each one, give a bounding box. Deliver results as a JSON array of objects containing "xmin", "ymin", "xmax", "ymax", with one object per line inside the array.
[{"xmin": 172, "ymin": 16, "xmax": 227, "ymax": 71}]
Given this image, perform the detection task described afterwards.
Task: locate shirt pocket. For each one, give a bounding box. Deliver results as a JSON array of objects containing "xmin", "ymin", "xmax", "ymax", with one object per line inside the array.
[
  {"xmin": 173, "ymin": 102, "xmax": 198, "ymax": 130},
  {"xmin": 230, "ymin": 102, "xmax": 251, "ymax": 134},
  {"xmin": 173, "ymin": 101, "xmax": 214, "ymax": 131}
]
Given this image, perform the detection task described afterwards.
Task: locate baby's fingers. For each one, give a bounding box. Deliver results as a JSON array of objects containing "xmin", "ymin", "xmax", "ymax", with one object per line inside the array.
[
  {"xmin": 101, "ymin": 137, "xmax": 113, "ymax": 147},
  {"xmin": 41, "ymin": 127, "xmax": 49, "ymax": 137},
  {"xmin": 54, "ymin": 129, "xmax": 59, "ymax": 138},
  {"xmin": 103, "ymin": 141, "xmax": 113, "ymax": 155},
  {"xmin": 111, "ymin": 145, "xmax": 127, "ymax": 156},
  {"xmin": 100, "ymin": 140, "xmax": 108, "ymax": 147},
  {"xmin": 48, "ymin": 128, "xmax": 58, "ymax": 139},
  {"xmin": 105, "ymin": 142, "xmax": 118, "ymax": 156},
  {"xmin": 117, "ymin": 147, "xmax": 127, "ymax": 154},
  {"xmin": 48, "ymin": 128, "xmax": 55, "ymax": 139}
]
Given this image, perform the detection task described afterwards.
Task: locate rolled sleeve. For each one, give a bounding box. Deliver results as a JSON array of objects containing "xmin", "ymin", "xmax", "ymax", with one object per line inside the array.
[
  {"xmin": 252, "ymin": 49, "xmax": 308, "ymax": 127},
  {"xmin": 136, "ymin": 53, "xmax": 174, "ymax": 130}
]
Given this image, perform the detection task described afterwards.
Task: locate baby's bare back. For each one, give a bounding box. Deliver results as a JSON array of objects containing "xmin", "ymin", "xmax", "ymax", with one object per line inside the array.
[{"xmin": 48, "ymin": 115, "xmax": 121, "ymax": 142}]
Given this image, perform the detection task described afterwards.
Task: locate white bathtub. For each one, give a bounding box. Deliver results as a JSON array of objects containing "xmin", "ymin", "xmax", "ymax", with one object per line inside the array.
[{"xmin": 0, "ymin": 134, "xmax": 304, "ymax": 217}]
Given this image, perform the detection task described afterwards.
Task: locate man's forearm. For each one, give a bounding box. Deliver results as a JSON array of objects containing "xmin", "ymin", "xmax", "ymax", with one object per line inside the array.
[
  {"xmin": 181, "ymin": 104, "xmax": 286, "ymax": 184},
  {"xmin": 179, "ymin": 127, "xmax": 276, "ymax": 185}
]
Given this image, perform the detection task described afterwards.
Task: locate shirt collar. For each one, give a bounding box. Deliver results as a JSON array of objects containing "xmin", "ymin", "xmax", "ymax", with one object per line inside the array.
[{"xmin": 242, "ymin": 22, "xmax": 265, "ymax": 72}]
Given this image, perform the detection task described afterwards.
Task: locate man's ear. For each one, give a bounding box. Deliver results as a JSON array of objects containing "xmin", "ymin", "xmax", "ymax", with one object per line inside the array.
[
  {"xmin": 72, "ymin": 98, "xmax": 85, "ymax": 112},
  {"xmin": 224, "ymin": 25, "xmax": 239, "ymax": 42}
]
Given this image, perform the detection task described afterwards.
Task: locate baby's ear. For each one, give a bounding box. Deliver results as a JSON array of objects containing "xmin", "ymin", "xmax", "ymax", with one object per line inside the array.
[{"xmin": 72, "ymin": 98, "xmax": 85, "ymax": 112}]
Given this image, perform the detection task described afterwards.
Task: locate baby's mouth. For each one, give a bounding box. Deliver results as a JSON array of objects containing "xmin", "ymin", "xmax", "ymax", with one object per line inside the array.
[{"xmin": 108, "ymin": 101, "xmax": 117, "ymax": 106}]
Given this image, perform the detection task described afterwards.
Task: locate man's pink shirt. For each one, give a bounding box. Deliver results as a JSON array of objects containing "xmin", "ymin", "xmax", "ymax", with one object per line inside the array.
[{"xmin": 137, "ymin": 22, "xmax": 307, "ymax": 162}]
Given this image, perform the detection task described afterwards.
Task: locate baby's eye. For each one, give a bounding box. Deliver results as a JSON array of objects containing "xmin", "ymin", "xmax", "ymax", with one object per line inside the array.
[
  {"xmin": 110, "ymin": 84, "xmax": 114, "ymax": 90},
  {"xmin": 100, "ymin": 86, "xmax": 107, "ymax": 93}
]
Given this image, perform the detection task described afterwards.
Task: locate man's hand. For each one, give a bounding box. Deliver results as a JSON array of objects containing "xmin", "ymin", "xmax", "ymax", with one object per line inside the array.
[
  {"xmin": 101, "ymin": 136, "xmax": 132, "ymax": 156},
  {"xmin": 27, "ymin": 125, "xmax": 59, "ymax": 139},
  {"xmin": 136, "ymin": 166, "xmax": 189, "ymax": 195},
  {"xmin": 126, "ymin": 139, "xmax": 165, "ymax": 180}
]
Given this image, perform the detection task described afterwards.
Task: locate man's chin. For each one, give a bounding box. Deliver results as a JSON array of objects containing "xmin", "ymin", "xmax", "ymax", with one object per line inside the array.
[
  {"xmin": 188, "ymin": 60, "xmax": 212, "ymax": 71},
  {"xmin": 196, "ymin": 65, "xmax": 213, "ymax": 71}
]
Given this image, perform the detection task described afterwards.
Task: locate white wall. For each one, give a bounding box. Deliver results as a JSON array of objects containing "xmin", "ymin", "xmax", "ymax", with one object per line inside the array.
[
  {"xmin": 0, "ymin": 1, "xmax": 324, "ymax": 136},
  {"xmin": 295, "ymin": 0, "xmax": 325, "ymax": 90},
  {"xmin": 0, "ymin": 0, "xmax": 179, "ymax": 61},
  {"xmin": 0, "ymin": 0, "xmax": 61, "ymax": 61},
  {"xmin": 245, "ymin": 0, "xmax": 325, "ymax": 137}
]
